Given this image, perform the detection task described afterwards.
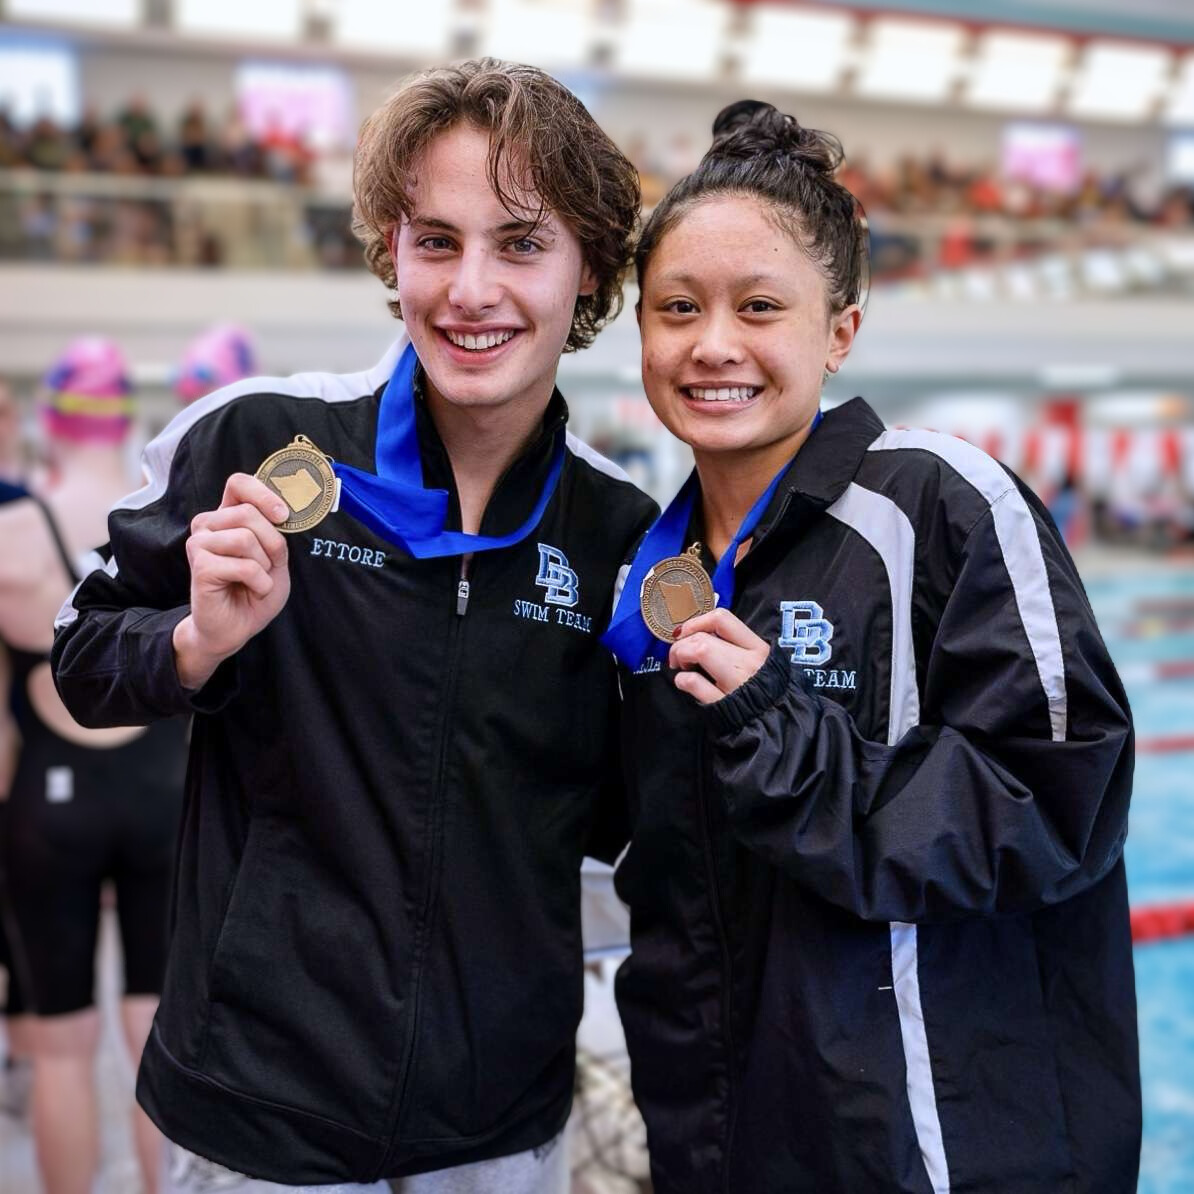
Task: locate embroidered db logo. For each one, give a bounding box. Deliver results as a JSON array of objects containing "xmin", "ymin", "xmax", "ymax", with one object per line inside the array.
[
  {"xmin": 779, "ymin": 600, "xmax": 834, "ymax": 665},
  {"xmin": 535, "ymin": 543, "xmax": 579, "ymax": 608}
]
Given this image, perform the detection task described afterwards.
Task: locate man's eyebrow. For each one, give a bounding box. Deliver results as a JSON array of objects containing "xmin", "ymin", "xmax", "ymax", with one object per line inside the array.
[
  {"xmin": 496, "ymin": 217, "xmax": 545, "ymax": 234},
  {"xmin": 408, "ymin": 215, "xmax": 458, "ymax": 232},
  {"xmin": 407, "ymin": 214, "xmax": 555, "ymax": 236}
]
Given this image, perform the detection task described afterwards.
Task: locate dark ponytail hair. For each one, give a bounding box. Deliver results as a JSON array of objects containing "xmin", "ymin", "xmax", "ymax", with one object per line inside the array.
[{"xmin": 635, "ymin": 100, "xmax": 869, "ymax": 316}]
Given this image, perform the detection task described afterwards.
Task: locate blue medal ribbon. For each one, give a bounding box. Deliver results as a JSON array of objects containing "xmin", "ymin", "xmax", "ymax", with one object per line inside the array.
[
  {"xmin": 331, "ymin": 342, "xmax": 565, "ymax": 559},
  {"xmin": 601, "ymin": 411, "xmax": 821, "ymax": 671}
]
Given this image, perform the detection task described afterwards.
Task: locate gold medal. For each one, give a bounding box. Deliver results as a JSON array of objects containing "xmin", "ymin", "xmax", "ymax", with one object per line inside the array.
[
  {"xmin": 640, "ymin": 543, "xmax": 715, "ymax": 642},
  {"xmin": 254, "ymin": 436, "xmax": 337, "ymax": 534}
]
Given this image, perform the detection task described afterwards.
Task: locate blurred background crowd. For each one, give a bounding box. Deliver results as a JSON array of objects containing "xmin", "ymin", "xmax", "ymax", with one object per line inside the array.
[{"xmin": 1, "ymin": 1, "xmax": 1194, "ymax": 1192}]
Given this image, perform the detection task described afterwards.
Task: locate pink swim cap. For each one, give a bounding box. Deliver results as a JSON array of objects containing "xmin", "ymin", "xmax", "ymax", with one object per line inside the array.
[
  {"xmin": 40, "ymin": 337, "xmax": 134, "ymax": 445},
  {"xmin": 174, "ymin": 325, "xmax": 256, "ymax": 404}
]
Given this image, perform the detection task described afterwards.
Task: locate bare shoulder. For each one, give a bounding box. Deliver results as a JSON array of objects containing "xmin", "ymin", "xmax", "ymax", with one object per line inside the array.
[{"xmin": 0, "ymin": 498, "xmax": 64, "ymax": 597}]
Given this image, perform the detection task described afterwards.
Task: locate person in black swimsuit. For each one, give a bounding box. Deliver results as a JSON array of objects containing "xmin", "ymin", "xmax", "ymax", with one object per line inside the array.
[
  {"xmin": 1, "ymin": 477, "xmax": 34, "ymax": 1119},
  {"xmin": 0, "ymin": 340, "xmax": 188, "ymax": 1194}
]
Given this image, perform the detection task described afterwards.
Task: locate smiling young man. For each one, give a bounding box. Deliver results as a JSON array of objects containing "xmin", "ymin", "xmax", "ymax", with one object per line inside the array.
[{"xmin": 51, "ymin": 60, "xmax": 653, "ymax": 1193}]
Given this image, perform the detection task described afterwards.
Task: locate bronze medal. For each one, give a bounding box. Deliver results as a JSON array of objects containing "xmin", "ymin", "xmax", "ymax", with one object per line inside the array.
[
  {"xmin": 254, "ymin": 436, "xmax": 336, "ymax": 534},
  {"xmin": 640, "ymin": 543, "xmax": 716, "ymax": 642}
]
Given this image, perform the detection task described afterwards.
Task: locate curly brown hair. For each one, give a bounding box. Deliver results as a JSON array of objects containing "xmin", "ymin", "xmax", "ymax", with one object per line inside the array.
[{"xmin": 353, "ymin": 59, "xmax": 641, "ymax": 353}]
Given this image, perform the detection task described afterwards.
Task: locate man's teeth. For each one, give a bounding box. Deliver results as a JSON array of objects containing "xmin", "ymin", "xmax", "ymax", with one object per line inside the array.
[
  {"xmin": 686, "ymin": 386, "xmax": 759, "ymax": 402},
  {"xmin": 445, "ymin": 329, "xmax": 516, "ymax": 351}
]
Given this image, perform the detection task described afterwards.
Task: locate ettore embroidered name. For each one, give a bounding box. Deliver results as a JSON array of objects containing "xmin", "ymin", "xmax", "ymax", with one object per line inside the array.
[{"xmin": 310, "ymin": 538, "xmax": 386, "ymax": 568}]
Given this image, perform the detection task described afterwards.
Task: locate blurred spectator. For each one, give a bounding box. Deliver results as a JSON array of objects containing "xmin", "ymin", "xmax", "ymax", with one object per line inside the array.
[
  {"xmin": 1, "ymin": 94, "xmax": 1192, "ymax": 273},
  {"xmin": 0, "ymin": 111, "xmax": 23, "ymax": 168},
  {"xmin": 219, "ymin": 109, "xmax": 264, "ymax": 177},
  {"xmin": 75, "ymin": 105, "xmax": 102, "ymax": 161},
  {"xmin": 0, "ymin": 338, "xmax": 188, "ymax": 1194},
  {"xmin": 173, "ymin": 324, "xmax": 256, "ymax": 405},
  {"xmin": 129, "ymin": 127, "xmax": 164, "ymax": 174},
  {"xmin": 87, "ymin": 124, "xmax": 135, "ymax": 174},
  {"xmin": 24, "ymin": 119, "xmax": 70, "ymax": 173},
  {"xmin": 0, "ymin": 93, "xmax": 1189, "ymax": 235},
  {"xmin": 966, "ymin": 165, "xmax": 1003, "ymax": 214},
  {"xmin": 116, "ymin": 95, "xmax": 157, "ymax": 155},
  {"xmin": 259, "ymin": 113, "xmax": 310, "ymax": 184},
  {"xmin": 177, "ymin": 102, "xmax": 211, "ymax": 173}
]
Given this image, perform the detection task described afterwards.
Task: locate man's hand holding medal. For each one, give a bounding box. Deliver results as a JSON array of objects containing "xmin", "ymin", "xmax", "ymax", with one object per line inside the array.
[
  {"xmin": 172, "ymin": 471, "xmax": 293, "ymax": 691},
  {"xmin": 172, "ymin": 436, "xmax": 337, "ymax": 691}
]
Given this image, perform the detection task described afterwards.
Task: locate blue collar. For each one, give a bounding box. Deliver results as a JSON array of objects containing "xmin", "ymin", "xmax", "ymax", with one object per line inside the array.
[
  {"xmin": 332, "ymin": 342, "xmax": 566, "ymax": 559},
  {"xmin": 601, "ymin": 411, "xmax": 822, "ymax": 670}
]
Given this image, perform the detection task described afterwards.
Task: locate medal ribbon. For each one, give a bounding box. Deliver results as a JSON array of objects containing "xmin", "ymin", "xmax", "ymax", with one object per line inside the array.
[
  {"xmin": 601, "ymin": 411, "xmax": 822, "ymax": 671},
  {"xmin": 331, "ymin": 342, "xmax": 565, "ymax": 559}
]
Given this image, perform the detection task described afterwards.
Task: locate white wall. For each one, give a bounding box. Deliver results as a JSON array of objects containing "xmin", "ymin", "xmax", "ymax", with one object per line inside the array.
[
  {"xmin": 4, "ymin": 266, "xmax": 1193, "ymax": 384},
  {"xmin": 78, "ymin": 45, "xmax": 240, "ymax": 127}
]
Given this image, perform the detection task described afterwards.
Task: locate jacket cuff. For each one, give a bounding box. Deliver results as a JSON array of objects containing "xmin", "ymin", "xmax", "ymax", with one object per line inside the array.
[
  {"xmin": 706, "ymin": 642, "xmax": 797, "ymax": 736},
  {"xmin": 126, "ymin": 607, "xmax": 240, "ymax": 716}
]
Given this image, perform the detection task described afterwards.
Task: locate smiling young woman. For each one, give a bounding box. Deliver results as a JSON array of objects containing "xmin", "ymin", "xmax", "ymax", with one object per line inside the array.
[
  {"xmin": 637, "ymin": 194, "xmax": 857, "ymax": 553},
  {"xmin": 607, "ymin": 101, "xmax": 1140, "ymax": 1194}
]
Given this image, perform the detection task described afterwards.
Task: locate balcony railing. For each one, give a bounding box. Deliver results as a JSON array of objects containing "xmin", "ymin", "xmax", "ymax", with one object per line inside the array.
[
  {"xmin": 0, "ymin": 168, "xmax": 359, "ymax": 270},
  {"xmin": 2, "ymin": 169, "xmax": 1193, "ymax": 301}
]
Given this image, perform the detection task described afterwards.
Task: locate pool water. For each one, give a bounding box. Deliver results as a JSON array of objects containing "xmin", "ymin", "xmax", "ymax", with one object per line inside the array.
[{"xmin": 1084, "ymin": 566, "xmax": 1194, "ymax": 1194}]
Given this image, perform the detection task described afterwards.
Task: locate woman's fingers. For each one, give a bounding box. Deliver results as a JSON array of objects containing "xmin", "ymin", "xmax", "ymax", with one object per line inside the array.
[
  {"xmin": 673, "ymin": 667, "xmax": 724, "ymax": 706},
  {"xmin": 676, "ymin": 607, "xmax": 768, "ymax": 652},
  {"xmin": 668, "ymin": 608, "xmax": 772, "ymax": 702},
  {"xmin": 669, "ymin": 631, "xmax": 760, "ymax": 697}
]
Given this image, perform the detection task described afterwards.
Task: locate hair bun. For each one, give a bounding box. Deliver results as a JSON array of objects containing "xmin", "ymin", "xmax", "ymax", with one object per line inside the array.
[{"xmin": 709, "ymin": 100, "xmax": 842, "ymax": 177}]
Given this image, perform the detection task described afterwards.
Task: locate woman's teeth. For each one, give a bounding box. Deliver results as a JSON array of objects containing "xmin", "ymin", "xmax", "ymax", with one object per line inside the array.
[
  {"xmin": 445, "ymin": 329, "xmax": 516, "ymax": 351},
  {"xmin": 685, "ymin": 386, "xmax": 759, "ymax": 402}
]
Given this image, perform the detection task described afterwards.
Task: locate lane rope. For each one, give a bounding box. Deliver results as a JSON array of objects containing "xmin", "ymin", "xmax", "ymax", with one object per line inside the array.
[{"xmin": 1131, "ymin": 901, "xmax": 1194, "ymax": 944}]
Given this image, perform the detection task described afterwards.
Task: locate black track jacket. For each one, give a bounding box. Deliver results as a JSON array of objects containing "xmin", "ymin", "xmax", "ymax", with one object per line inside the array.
[
  {"xmin": 51, "ymin": 337, "xmax": 656, "ymax": 1183},
  {"xmin": 614, "ymin": 398, "xmax": 1140, "ymax": 1194}
]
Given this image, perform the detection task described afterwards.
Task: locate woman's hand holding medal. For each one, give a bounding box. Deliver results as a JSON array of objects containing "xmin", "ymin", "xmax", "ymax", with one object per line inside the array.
[
  {"xmin": 173, "ymin": 473, "xmax": 292, "ymax": 691},
  {"xmin": 668, "ymin": 608, "xmax": 771, "ymax": 705}
]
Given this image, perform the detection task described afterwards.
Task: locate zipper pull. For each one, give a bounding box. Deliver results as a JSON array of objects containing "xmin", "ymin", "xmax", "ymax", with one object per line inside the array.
[{"xmin": 456, "ymin": 578, "xmax": 470, "ymax": 616}]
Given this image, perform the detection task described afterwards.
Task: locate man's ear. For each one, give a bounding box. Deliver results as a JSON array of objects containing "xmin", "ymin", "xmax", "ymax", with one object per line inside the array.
[
  {"xmin": 635, "ymin": 299, "xmax": 643, "ymax": 328},
  {"xmin": 578, "ymin": 260, "xmax": 598, "ymax": 298}
]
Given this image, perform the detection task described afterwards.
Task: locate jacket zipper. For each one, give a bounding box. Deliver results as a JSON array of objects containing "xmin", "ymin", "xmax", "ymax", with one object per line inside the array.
[
  {"xmin": 456, "ymin": 555, "xmax": 471, "ymax": 616},
  {"xmin": 382, "ymin": 557, "xmax": 472, "ymax": 1172},
  {"xmin": 376, "ymin": 414, "xmax": 560, "ymax": 1172},
  {"xmin": 701, "ymin": 501, "xmax": 801, "ymax": 1188},
  {"xmin": 701, "ymin": 506, "xmax": 799, "ymax": 1190},
  {"xmin": 696, "ymin": 737, "xmax": 739, "ymax": 1191}
]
